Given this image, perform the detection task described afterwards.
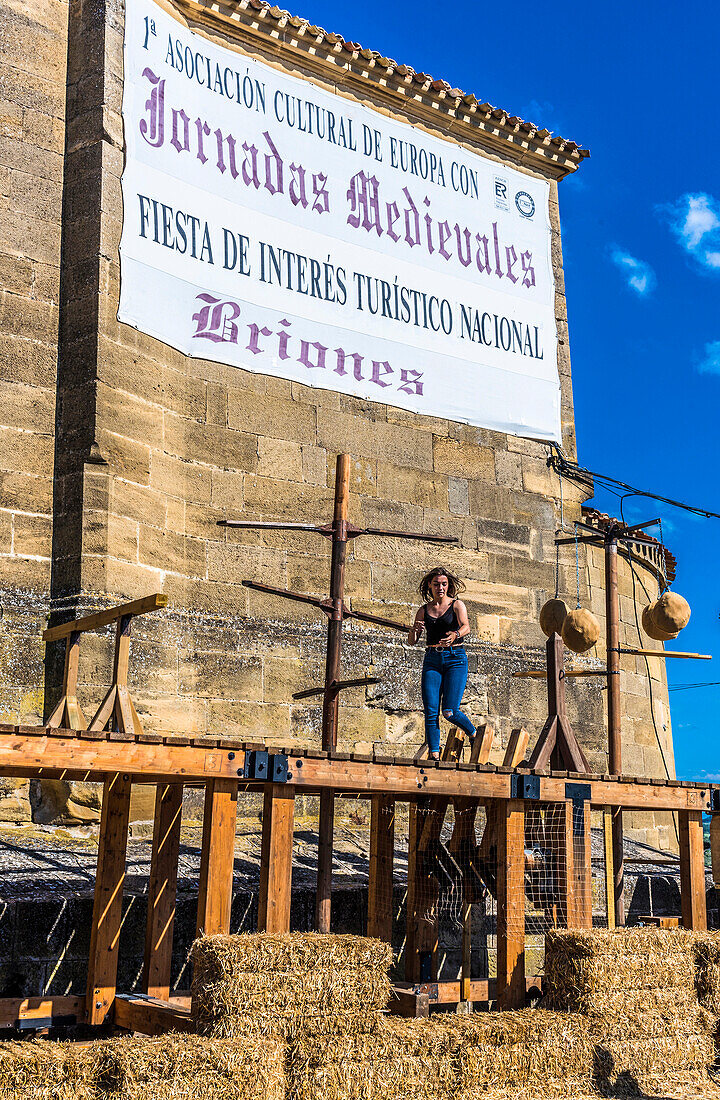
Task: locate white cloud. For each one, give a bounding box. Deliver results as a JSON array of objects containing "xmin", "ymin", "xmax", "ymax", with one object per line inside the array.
[
  {"xmin": 659, "ymin": 192, "xmax": 720, "ymax": 271},
  {"xmin": 609, "ymin": 248, "xmax": 656, "ymax": 295},
  {"xmin": 697, "ymin": 340, "xmax": 720, "ymax": 376}
]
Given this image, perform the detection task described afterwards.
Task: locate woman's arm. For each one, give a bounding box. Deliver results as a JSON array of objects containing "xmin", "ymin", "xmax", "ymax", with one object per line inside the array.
[
  {"xmin": 438, "ymin": 600, "xmax": 471, "ymax": 647},
  {"xmin": 408, "ymin": 607, "xmax": 425, "ymax": 645}
]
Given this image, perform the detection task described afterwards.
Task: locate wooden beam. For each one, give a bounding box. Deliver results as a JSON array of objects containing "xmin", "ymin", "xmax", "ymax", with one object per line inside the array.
[
  {"xmin": 388, "ymin": 989, "xmax": 430, "ymax": 1017},
  {"xmin": 679, "ymin": 809, "xmax": 707, "ymax": 931},
  {"xmin": 0, "ymin": 996, "xmax": 83, "ymax": 1029},
  {"xmin": 196, "ymin": 779, "xmax": 238, "ymax": 937},
  {"xmin": 258, "ymin": 784, "xmax": 295, "ymax": 933},
  {"xmin": 0, "ymin": 727, "xmax": 713, "ymax": 810},
  {"xmin": 496, "ymin": 799, "xmax": 525, "ymax": 1009},
  {"xmin": 113, "ymin": 993, "xmax": 194, "ymax": 1035},
  {"xmin": 405, "ymin": 800, "xmax": 439, "ymax": 982},
  {"xmin": 367, "ymin": 794, "xmax": 395, "ymax": 943},
  {"xmin": 43, "ymin": 594, "xmax": 168, "ymax": 641},
  {"xmin": 143, "ymin": 783, "xmax": 183, "ymax": 999},
  {"xmin": 86, "ymin": 773, "xmax": 132, "ymax": 1025}
]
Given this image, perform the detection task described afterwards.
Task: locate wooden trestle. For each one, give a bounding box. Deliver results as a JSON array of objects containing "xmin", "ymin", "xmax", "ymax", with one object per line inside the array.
[{"xmin": 0, "ymin": 722, "xmax": 713, "ymax": 1032}]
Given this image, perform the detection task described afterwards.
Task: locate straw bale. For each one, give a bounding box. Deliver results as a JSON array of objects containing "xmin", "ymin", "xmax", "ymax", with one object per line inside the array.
[
  {"xmin": 93, "ymin": 1033, "xmax": 286, "ymax": 1100},
  {"xmin": 543, "ymin": 929, "xmax": 700, "ymax": 1009},
  {"xmin": 194, "ymin": 932, "xmax": 392, "ymax": 973},
  {"xmin": 192, "ymin": 933, "xmax": 392, "ymax": 1040},
  {"xmin": 0, "ymin": 1039, "xmax": 97, "ymax": 1100},
  {"xmin": 692, "ymin": 934, "xmax": 720, "ymax": 1013},
  {"xmin": 289, "ymin": 1011, "xmax": 597, "ymax": 1100}
]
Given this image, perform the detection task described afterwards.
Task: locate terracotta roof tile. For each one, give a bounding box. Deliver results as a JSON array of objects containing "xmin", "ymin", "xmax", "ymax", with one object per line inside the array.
[{"xmin": 224, "ymin": 0, "xmax": 590, "ymax": 163}]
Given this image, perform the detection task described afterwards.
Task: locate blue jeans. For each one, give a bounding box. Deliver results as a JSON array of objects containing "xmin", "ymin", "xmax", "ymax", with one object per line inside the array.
[{"xmin": 421, "ymin": 647, "xmax": 475, "ymax": 754}]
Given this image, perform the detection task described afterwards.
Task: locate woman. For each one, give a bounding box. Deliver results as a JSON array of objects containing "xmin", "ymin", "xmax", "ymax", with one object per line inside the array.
[{"xmin": 408, "ymin": 567, "xmax": 475, "ymax": 760}]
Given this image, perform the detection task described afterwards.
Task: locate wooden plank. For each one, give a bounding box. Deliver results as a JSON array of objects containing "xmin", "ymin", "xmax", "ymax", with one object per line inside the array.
[
  {"xmin": 43, "ymin": 594, "xmax": 168, "ymax": 641},
  {"xmin": 405, "ymin": 801, "xmax": 439, "ymax": 982},
  {"xmin": 315, "ymin": 787, "xmax": 334, "ymax": 932},
  {"xmin": 113, "ymin": 994, "xmax": 194, "ymax": 1036},
  {"xmin": 86, "ymin": 773, "xmax": 132, "ymax": 1025},
  {"xmin": 367, "ymin": 794, "xmax": 394, "ymax": 943},
  {"xmin": 679, "ymin": 810, "xmax": 707, "ymax": 931},
  {"xmin": 387, "ymin": 989, "xmax": 430, "ymax": 1017},
  {"xmin": 258, "ymin": 784, "xmax": 295, "ymax": 933},
  {"xmin": 0, "ymin": 996, "xmax": 83, "ymax": 1028},
  {"xmin": 196, "ymin": 779, "xmax": 238, "ymax": 937},
  {"xmin": 711, "ymin": 816, "xmax": 720, "ymax": 888},
  {"xmin": 496, "ymin": 799, "xmax": 525, "ymax": 1009},
  {"xmin": 390, "ymin": 976, "xmax": 542, "ymax": 1007},
  {"xmin": 503, "ymin": 728, "xmax": 529, "ymax": 768},
  {"xmin": 573, "ymin": 801, "xmax": 593, "ymax": 929},
  {"xmin": 143, "ymin": 783, "xmax": 183, "ymax": 1000}
]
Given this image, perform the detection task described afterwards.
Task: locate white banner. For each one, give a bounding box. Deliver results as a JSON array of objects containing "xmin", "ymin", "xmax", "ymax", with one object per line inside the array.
[{"xmin": 119, "ymin": 0, "xmax": 562, "ymax": 441}]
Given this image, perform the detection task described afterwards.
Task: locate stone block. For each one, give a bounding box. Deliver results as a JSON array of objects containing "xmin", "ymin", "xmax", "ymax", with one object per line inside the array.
[
  {"xmin": 179, "ymin": 651, "xmax": 263, "ymax": 701},
  {"xmin": 476, "ymin": 517, "xmax": 532, "ymax": 557},
  {"xmin": 205, "ymin": 381, "xmax": 227, "ymax": 426},
  {"xmin": 228, "ymin": 390, "xmax": 316, "ymax": 443},
  {"xmin": 257, "ymin": 436, "xmax": 303, "ymax": 482},
  {"xmin": 243, "ymin": 474, "xmax": 332, "ymax": 522},
  {"xmin": 208, "ymin": 698, "xmax": 291, "ymax": 739},
  {"xmin": 301, "ymin": 445, "xmax": 328, "ymax": 487},
  {"xmin": 0, "ymin": 509, "xmax": 10, "ymax": 553},
  {"xmin": 135, "ymin": 694, "xmax": 206, "ymax": 735},
  {"xmin": 150, "ymin": 450, "xmax": 212, "ymax": 505},
  {"xmin": 11, "ymin": 512, "xmax": 52, "ymax": 559},
  {"xmin": 207, "ymin": 541, "xmax": 286, "ymax": 587},
  {"xmin": 433, "ymin": 438, "xmax": 495, "ymax": 480},
  {"xmin": 31, "ymin": 779, "xmax": 102, "ymax": 824},
  {"xmin": 376, "ymin": 460, "xmax": 446, "ymax": 509},
  {"xmin": 0, "ymin": 778, "xmax": 30, "ymax": 822},
  {"xmin": 163, "ymin": 412, "xmax": 257, "ymax": 472},
  {"xmin": 0, "ymin": 333, "xmax": 57, "ymax": 388},
  {"xmin": 161, "ymin": 364, "xmax": 208, "ymax": 420},
  {"xmin": 138, "ymin": 524, "xmax": 207, "ymax": 579},
  {"xmin": 262, "ymin": 655, "xmax": 323, "ymax": 704},
  {"xmin": 317, "ymin": 407, "xmax": 433, "ymax": 469},
  {"xmin": 448, "ymin": 477, "xmax": 469, "ymax": 515}
]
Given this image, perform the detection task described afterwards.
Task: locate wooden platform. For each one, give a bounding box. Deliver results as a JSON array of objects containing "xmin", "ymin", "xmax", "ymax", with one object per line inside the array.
[{"xmin": 0, "ymin": 723, "xmax": 714, "ymax": 1030}]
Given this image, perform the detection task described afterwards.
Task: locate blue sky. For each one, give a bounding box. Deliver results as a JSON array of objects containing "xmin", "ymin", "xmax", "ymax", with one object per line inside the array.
[{"xmin": 304, "ymin": 0, "xmax": 719, "ymax": 779}]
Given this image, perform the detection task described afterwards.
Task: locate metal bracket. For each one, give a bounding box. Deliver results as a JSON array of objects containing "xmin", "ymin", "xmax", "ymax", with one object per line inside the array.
[
  {"xmin": 565, "ymin": 782, "xmax": 591, "ymax": 802},
  {"xmin": 511, "ymin": 774, "xmax": 540, "ymax": 800}
]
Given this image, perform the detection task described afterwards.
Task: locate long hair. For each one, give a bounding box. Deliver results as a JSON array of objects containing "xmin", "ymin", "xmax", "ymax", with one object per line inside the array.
[{"xmin": 419, "ymin": 567, "xmax": 465, "ymax": 603}]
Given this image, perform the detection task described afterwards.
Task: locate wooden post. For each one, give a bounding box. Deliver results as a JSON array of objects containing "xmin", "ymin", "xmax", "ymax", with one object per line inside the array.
[
  {"xmin": 679, "ymin": 810, "xmax": 707, "ymax": 931},
  {"xmin": 143, "ymin": 783, "xmax": 183, "ymax": 1000},
  {"xmin": 316, "ymin": 453, "xmax": 350, "ymax": 933},
  {"xmin": 196, "ymin": 779, "xmax": 238, "ymax": 937},
  {"xmin": 605, "ymin": 531, "xmax": 625, "ymax": 926},
  {"xmin": 367, "ymin": 794, "xmax": 395, "ymax": 943},
  {"xmin": 46, "ymin": 630, "xmax": 87, "ymax": 729},
  {"xmin": 258, "ymin": 784, "xmax": 295, "ymax": 933},
  {"xmin": 496, "ymin": 799, "xmax": 525, "ymax": 1009},
  {"xmin": 86, "ymin": 772, "xmax": 132, "ymax": 1025},
  {"xmin": 603, "ymin": 806, "xmax": 616, "ymax": 929}
]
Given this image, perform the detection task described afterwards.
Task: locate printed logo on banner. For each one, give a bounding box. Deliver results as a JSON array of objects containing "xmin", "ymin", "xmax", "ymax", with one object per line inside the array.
[
  {"xmin": 515, "ymin": 191, "xmax": 536, "ymax": 219},
  {"xmin": 494, "ymin": 177, "xmax": 509, "ymax": 211}
]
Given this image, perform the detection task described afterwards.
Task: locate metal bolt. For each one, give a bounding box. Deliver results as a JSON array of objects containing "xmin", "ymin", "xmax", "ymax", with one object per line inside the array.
[{"xmin": 228, "ymin": 752, "xmax": 235, "ymax": 760}]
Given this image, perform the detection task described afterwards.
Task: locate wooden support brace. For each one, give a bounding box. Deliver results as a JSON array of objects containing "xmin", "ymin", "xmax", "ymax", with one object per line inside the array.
[
  {"xmin": 143, "ymin": 783, "xmax": 183, "ymax": 1000},
  {"xmin": 367, "ymin": 794, "xmax": 395, "ymax": 943},
  {"xmin": 46, "ymin": 631, "xmax": 87, "ymax": 730},
  {"xmin": 405, "ymin": 798, "xmax": 438, "ymax": 982},
  {"xmin": 572, "ymin": 801, "xmax": 593, "ymax": 929},
  {"xmin": 679, "ymin": 809, "xmax": 707, "ymax": 931},
  {"xmin": 258, "ymin": 783, "xmax": 295, "ymax": 933},
  {"xmin": 86, "ymin": 772, "xmax": 132, "ymax": 1025},
  {"xmin": 496, "ymin": 798, "xmax": 525, "ymax": 1009},
  {"xmin": 196, "ymin": 779, "xmax": 238, "ymax": 937}
]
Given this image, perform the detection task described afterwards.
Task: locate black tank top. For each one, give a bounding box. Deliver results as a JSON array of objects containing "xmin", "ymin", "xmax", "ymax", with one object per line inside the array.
[{"xmin": 424, "ymin": 600, "xmax": 460, "ymax": 646}]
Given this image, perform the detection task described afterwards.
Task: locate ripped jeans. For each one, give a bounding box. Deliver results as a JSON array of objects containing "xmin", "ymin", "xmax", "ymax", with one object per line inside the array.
[{"xmin": 421, "ymin": 647, "xmax": 475, "ymax": 755}]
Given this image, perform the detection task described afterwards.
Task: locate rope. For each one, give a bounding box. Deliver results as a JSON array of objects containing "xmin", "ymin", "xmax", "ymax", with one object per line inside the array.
[{"xmin": 574, "ymin": 524, "xmax": 581, "ymax": 609}]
